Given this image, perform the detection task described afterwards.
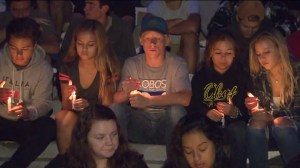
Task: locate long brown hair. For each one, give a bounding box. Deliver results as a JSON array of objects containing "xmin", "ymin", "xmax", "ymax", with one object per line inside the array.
[{"xmin": 64, "ymin": 19, "xmax": 120, "ymax": 105}]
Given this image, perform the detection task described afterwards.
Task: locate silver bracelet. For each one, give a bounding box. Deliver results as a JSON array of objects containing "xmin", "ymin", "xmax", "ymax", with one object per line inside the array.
[{"xmin": 229, "ymin": 106, "xmax": 239, "ymax": 119}]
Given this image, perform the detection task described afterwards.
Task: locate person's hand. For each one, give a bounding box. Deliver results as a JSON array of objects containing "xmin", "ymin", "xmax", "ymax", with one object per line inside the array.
[
  {"xmin": 8, "ymin": 102, "xmax": 29, "ymax": 119},
  {"xmin": 0, "ymin": 88, "xmax": 11, "ymax": 103},
  {"xmin": 73, "ymin": 98, "xmax": 89, "ymax": 111},
  {"xmin": 67, "ymin": 85, "xmax": 76, "ymax": 100},
  {"xmin": 31, "ymin": 17, "xmax": 51, "ymax": 26},
  {"xmin": 59, "ymin": 73, "xmax": 76, "ymax": 99},
  {"xmin": 251, "ymin": 110, "xmax": 274, "ymax": 122},
  {"xmin": 121, "ymin": 77, "xmax": 140, "ymax": 96},
  {"xmin": 245, "ymin": 96, "xmax": 260, "ymax": 112},
  {"xmin": 216, "ymin": 101, "xmax": 233, "ymax": 116},
  {"xmin": 129, "ymin": 92, "xmax": 150, "ymax": 109},
  {"xmin": 206, "ymin": 109, "xmax": 224, "ymax": 122},
  {"xmin": 0, "ymin": 81, "xmax": 11, "ymax": 103}
]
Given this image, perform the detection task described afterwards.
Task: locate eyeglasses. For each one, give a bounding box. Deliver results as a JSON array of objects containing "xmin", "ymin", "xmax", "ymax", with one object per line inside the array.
[{"xmin": 8, "ymin": 44, "xmax": 33, "ymax": 55}]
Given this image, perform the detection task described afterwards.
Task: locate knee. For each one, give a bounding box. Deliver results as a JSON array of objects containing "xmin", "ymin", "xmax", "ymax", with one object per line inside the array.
[
  {"xmin": 167, "ymin": 106, "xmax": 186, "ymax": 124},
  {"xmin": 55, "ymin": 110, "xmax": 66, "ymax": 125},
  {"xmin": 55, "ymin": 110, "xmax": 76, "ymax": 129},
  {"xmin": 273, "ymin": 117, "xmax": 293, "ymax": 128},
  {"xmin": 181, "ymin": 32, "xmax": 199, "ymax": 44},
  {"xmin": 109, "ymin": 103, "xmax": 129, "ymax": 118},
  {"xmin": 249, "ymin": 119, "xmax": 268, "ymax": 128}
]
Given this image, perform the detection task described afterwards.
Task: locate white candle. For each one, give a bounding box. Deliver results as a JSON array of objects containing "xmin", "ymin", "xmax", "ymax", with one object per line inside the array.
[
  {"xmin": 68, "ymin": 80, "xmax": 72, "ymax": 86},
  {"xmin": 7, "ymin": 97, "xmax": 11, "ymax": 111},
  {"xmin": 247, "ymin": 92, "xmax": 255, "ymax": 97},
  {"xmin": 0, "ymin": 81, "xmax": 5, "ymax": 88},
  {"xmin": 130, "ymin": 90, "xmax": 140, "ymax": 95},
  {"xmin": 221, "ymin": 116, "xmax": 225, "ymax": 128},
  {"xmin": 247, "ymin": 92, "xmax": 259, "ymax": 111},
  {"xmin": 71, "ymin": 91, "xmax": 76, "ymax": 110}
]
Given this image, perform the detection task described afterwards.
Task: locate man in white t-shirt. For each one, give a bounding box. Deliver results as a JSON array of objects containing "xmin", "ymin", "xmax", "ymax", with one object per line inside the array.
[
  {"xmin": 112, "ymin": 16, "xmax": 191, "ymax": 144},
  {"xmin": 147, "ymin": 0, "xmax": 201, "ymax": 76}
]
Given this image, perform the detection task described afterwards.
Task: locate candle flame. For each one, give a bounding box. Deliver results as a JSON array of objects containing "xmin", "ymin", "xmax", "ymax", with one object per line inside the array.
[
  {"xmin": 0, "ymin": 81, "xmax": 5, "ymax": 88},
  {"xmin": 247, "ymin": 92, "xmax": 255, "ymax": 97}
]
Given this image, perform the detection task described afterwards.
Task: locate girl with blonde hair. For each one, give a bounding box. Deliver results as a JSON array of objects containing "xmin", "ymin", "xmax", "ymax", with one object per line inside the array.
[{"xmin": 246, "ymin": 31, "xmax": 300, "ymax": 168}]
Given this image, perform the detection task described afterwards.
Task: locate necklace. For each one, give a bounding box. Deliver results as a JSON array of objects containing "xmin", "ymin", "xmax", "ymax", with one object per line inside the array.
[{"xmin": 268, "ymin": 72, "xmax": 280, "ymax": 85}]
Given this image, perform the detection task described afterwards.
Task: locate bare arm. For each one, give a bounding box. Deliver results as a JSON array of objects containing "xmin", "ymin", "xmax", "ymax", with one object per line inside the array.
[
  {"xmin": 101, "ymin": 84, "xmax": 116, "ymax": 106},
  {"xmin": 167, "ymin": 13, "xmax": 201, "ymax": 35},
  {"xmin": 129, "ymin": 90, "xmax": 192, "ymax": 109},
  {"xmin": 33, "ymin": 17, "xmax": 60, "ymax": 54},
  {"xmin": 113, "ymin": 88, "xmax": 130, "ymax": 104},
  {"xmin": 60, "ymin": 83, "xmax": 72, "ymax": 110},
  {"xmin": 147, "ymin": 90, "xmax": 191, "ymax": 107},
  {"xmin": 113, "ymin": 78, "xmax": 139, "ymax": 103}
]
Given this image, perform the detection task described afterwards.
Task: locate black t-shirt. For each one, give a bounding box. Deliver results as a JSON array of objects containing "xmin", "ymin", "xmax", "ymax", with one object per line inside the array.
[{"xmin": 60, "ymin": 58, "xmax": 100, "ymax": 105}]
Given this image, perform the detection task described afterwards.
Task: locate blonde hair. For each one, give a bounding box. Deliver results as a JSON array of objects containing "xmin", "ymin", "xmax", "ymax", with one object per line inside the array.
[
  {"xmin": 64, "ymin": 19, "xmax": 120, "ymax": 104},
  {"xmin": 249, "ymin": 31, "xmax": 296, "ymax": 106}
]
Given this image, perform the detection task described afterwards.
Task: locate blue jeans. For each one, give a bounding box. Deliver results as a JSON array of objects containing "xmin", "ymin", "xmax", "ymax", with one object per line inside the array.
[
  {"xmin": 247, "ymin": 127, "xmax": 268, "ymax": 168},
  {"xmin": 247, "ymin": 118, "xmax": 300, "ymax": 168},
  {"xmin": 110, "ymin": 103, "xmax": 186, "ymax": 144},
  {"xmin": 273, "ymin": 119, "xmax": 300, "ymax": 164},
  {"xmin": 224, "ymin": 120, "xmax": 248, "ymax": 168}
]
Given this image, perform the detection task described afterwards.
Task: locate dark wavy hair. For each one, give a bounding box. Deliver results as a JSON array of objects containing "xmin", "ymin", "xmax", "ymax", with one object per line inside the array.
[
  {"xmin": 64, "ymin": 104, "xmax": 144, "ymax": 168},
  {"xmin": 163, "ymin": 113, "xmax": 229, "ymax": 168}
]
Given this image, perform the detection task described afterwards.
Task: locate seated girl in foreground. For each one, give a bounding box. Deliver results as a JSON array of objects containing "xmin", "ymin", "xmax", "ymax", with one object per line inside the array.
[
  {"xmin": 64, "ymin": 104, "xmax": 148, "ymax": 168},
  {"xmin": 163, "ymin": 113, "xmax": 229, "ymax": 168}
]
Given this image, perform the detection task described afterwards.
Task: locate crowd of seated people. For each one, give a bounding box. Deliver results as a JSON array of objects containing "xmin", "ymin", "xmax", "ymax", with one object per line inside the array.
[{"xmin": 0, "ymin": 0, "xmax": 299, "ymax": 168}]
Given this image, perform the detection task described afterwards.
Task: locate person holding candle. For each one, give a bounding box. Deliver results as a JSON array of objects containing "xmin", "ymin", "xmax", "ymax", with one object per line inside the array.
[
  {"xmin": 51, "ymin": 19, "xmax": 120, "ymax": 166},
  {"xmin": 112, "ymin": 15, "xmax": 191, "ymax": 144},
  {"xmin": 0, "ymin": 18, "xmax": 55, "ymax": 168},
  {"xmin": 245, "ymin": 31, "xmax": 300, "ymax": 168},
  {"xmin": 188, "ymin": 30, "xmax": 253, "ymax": 168}
]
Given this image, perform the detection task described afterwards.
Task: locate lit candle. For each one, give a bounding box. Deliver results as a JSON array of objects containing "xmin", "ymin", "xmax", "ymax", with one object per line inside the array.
[
  {"xmin": 68, "ymin": 80, "xmax": 72, "ymax": 86},
  {"xmin": 130, "ymin": 90, "xmax": 140, "ymax": 95},
  {"xmin": 247, "ymin": 92, "xmax": 255, "ymax": 97},
  {"xmin": 7, "ymin": 97, "xmax": 11, "ymax": 111},
  {"xmin": 221, "ymin": 115, "xmax": 225, "ymax": 128},
  {"xmin": 247, "ymin": 92, "xmax": 259, "ymax": 111},
  {"xmin": 0, "ymin": 81, "xmax": 5, "ymax": 88},
  {"xmin": 71, "ymin": 91, "xmax": 76, "ymax": 110}
]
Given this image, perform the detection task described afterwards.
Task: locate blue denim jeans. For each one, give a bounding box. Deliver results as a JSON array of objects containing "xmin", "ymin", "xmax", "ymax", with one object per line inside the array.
[
  {"xmin": 272, "ymin": 118, "xmax": 300, "ymax": 164},
  {"xmin": 110, "ymin": 103, "xmax": 186, "ymax": 144},
  {"xmin": 224, "ymin": 120, "xmax": 248, "ymax": 168},
  {"xmin": 247, "ymin": 118, "xmax": 300, "ymax": 168},
  {"xmin": 247, "ymin": 127, "xmax": 268, "ymax": 168}
]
